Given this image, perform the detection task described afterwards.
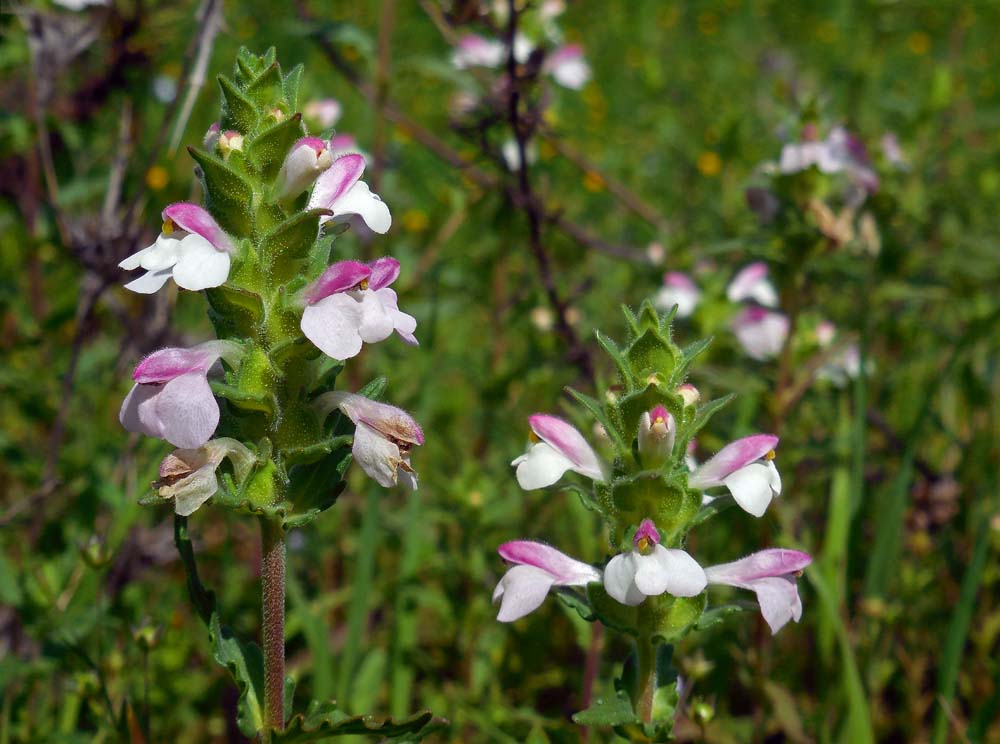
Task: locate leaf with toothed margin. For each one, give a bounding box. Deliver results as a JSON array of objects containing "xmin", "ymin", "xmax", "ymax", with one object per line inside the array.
[
  {"xmin": 261, "ymin": 209, "xmax": 330, "ymax": 276},
  {"xmin": 218, "ymin": 75, "xmax": 259, "ymax": 133},
  {"xmin": 564, "ymin": 386, "xmax": 629, "ymax": 456},
  {"xmin": 283, "ymin": 64, "xmax": 304, "ymax": 110},
  {"xmin": 248, "ymin": 114, "xmax": 306, "ymax": 181},
  {"xmin": 174, "ymin": 516, "xmax": 265, "ymax": 738},
  {"xmin": 572, "ymin": 689, "xmax": 637, "ymax": 727},
  {"xmin": 188, "ymin": 147, "xmax": 255, "ymax": 237},
  {"xmin": 271, "ymin": 700, "xmax": 446, "ymax": 742},
  {"xmin": 673, "ymin": 336, "xmax": 713, "ymax": 383},
  {"xmin": 595, "ymin": 330, "xmax": 633, "ymax": 390},
  {"xmin": 246, "ymin": 61, "xmax": 286, "ymax": 109}
]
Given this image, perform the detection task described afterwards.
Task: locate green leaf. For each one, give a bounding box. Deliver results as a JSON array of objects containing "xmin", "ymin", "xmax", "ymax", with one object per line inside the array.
[
  {"xmin": 564, "ymin": 386, "xmax": 629, "ymax": 456},
  {"xmin": 595, "ymin": 330, "xmax": 633, "ymax": 389},
  {"xmin": 188, "ymin": 147, "xmax": 255, "ymax": 237},
  {"xmin": 246, "ymin": 61, "xmax": 286, "ymax": 109},
  {"xmin": 272, "ymin": 700, "xmax": 444, "ymax": 742},
  {"xmin": 930, "ymin": 521, "xmax": 991, "ymax": 744},
  {"xmin": 572, "ymin": 689, "xmax": 637, "ymax": 727},
  {"xmin": 688, "ymin": 494, "xmax": 735, "ymax": 527},
  {"xmin": 174, "ymin": 517, "xmax": 265, "ymax": 738},
  {"xmin": 554, "ymin": 587, "xmax": 597, "ymax": 622},
  {"xmin": 211, "ymin": 381, "xmax": 275, "ymax": 416},
  {"xmin": 218, "ymin": 75, "xmax": 259, "ymax": 133},
  {"xmin": 283, "ymin": 435, "xmax": 352, "ymax": 468},
  {"xmin": 694, "ymin": 602, "xmax": 752, "ymax": 630},
  {"xmin": 673, "ymin": 336, "xmax": 713, "ymax": 383},
  {"xmin": 283, "ymin": 64, "xmax": 304, "ymax": 110},
  {"xmin": 248, "ymin": 114, "xmax": 306, "ymax": 181},
  {"xmin": 260, "ymin": 209, "xmax": 328, "ymax": 278}
]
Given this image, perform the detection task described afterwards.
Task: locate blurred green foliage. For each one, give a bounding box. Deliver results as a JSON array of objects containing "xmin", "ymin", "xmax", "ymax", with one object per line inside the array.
[{"xmin": 1, "ymin": 0, "xmax": 998, "ymax": 742}]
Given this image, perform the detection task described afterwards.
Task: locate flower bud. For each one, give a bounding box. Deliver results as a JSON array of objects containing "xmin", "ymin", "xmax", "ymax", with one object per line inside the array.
[
  {"xmin": 80, "ymin": 536, "xmax": 113, "ymax": 569},
  {"xmin": 637, "ymin": 405, "xmax": 675, "ymax": 466},
  {"xmin": 678, "ymin": 383, "xmax": 700, "ymax": 407},
  {"xmin": 218, "ymin": 130, "xmax": 244, "ymax": 158},
  {"xmin": 275, "ymin": 137, "xmax": 333, "ymax": 202}
]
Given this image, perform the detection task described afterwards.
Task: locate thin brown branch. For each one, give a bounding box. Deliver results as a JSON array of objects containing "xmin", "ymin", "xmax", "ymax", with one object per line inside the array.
[{"xmin": 167, "ymin": 0, "xmax": 223, "ymax": 155}]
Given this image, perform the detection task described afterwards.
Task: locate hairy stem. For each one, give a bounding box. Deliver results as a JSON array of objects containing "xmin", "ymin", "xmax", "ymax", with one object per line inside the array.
[
  {"xmin": 261, "ymin": 519, "xmax": 286, "ymax": 735},
  {"xmin": 635, "ymin": 637, "xmax": 656, "ymax": 724}
]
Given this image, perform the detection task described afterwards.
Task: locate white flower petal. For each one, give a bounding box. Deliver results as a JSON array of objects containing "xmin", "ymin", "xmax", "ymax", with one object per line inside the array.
[
  {"xmin": 124, "ymin": 268, "xmax": 173, "ymax": 294},
  {"xmin": 512, "ymin": 442, "xmax": 575, "ymax": 490},
  {"xmin": 645, "ymin": 546, "xmax": 707, "ymax": 597},
  {"xmin": 751, "ymin": 576, "xmax": 802, "ymax": 634},
  {"xmin": 352, "ymin": 421, "xmax": 404, "ymax": 488},
  {"xmin": 356, "ymin": 291, "xmax": 396, "ymax": 344},
  {"xmin": 171, "ymin": 235, "xmax": 230, "ymax": 291},
  {"xmin": 139, "ymin": 234, "xmax": 184, "ymax": 271},
  {"xmin": 331, "ymin": 181, "xmax": 392, "ymax": 234},
  {"xmin": 301, "ymin": 294, "xmax": 364, "ymax": 360},
  {"xmin": 723, "ymin": 462, "xmax": 777, "ymax": 517},
  {"xmin": 604, "ymin": 553, "xmax": 644, "ymax": 606}
]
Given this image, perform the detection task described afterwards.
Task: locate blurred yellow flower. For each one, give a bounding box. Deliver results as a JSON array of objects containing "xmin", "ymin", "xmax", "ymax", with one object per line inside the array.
[
  {"xmin": 402, "ymin": 209, "xmax": 429, "ymax": 233},
  {"xmin": 908, "ymin": 31, "xmax": 931, "ymax": 55},
  {"xmin": 697, "ymin": 151, "xmax": 722, "ymax": 176},
  {"xmin": 146, "ymin": 166, "xmax": 169, "ymax": 190},
  {"xmin": 583, "ymin": 170, "xmax": 605, "ymax": 192}
]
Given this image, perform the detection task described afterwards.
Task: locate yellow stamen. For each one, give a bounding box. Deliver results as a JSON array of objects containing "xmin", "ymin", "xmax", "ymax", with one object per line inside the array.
[
  {"xmin": 528, "ymin": 431, "xmax": 541, "ymax": 444},
  {"xmin": 636, "ymin": 537, "xmax": 651, "ymax": 553},
  {"xmin": 765, "ymin": 450, "xmax": 777, "ymax": 461},
  {"xmin": 162, "ymin": 218, "xmax": 174, "ymax": 235},
  {"xmin": 358, "ymin": 278, "xmax": 370, "ymax": 290}
]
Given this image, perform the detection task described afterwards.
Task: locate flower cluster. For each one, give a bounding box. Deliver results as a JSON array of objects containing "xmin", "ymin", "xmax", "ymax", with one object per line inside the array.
[
  {"xmin": 120, "ymin": 48, "xmax": 423, "ymax": 522},
  {"xmin": 491, "ymin": 302, "xmax": 812, "ymax": 732}
]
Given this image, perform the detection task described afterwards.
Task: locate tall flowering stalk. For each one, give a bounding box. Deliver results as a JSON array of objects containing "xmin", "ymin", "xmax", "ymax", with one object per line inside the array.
[
  {"xmin": 494, "ymin": 301, "xmax": 812, "ymax": 738},
  {"xmin": 121, "ymin": 49, "xmax": 439, "ymax": 741}
]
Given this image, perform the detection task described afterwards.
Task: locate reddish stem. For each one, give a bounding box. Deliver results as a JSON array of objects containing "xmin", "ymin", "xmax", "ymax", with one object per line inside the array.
[{"xmin": 261, "ymin": 520, "xmax": 286, "ymax": 735}]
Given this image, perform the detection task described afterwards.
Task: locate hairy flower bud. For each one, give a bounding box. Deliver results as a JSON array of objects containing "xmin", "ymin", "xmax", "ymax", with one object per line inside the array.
[{"xmin": 637, "ymin": 405, "xmax": 675, "ymax": 467}]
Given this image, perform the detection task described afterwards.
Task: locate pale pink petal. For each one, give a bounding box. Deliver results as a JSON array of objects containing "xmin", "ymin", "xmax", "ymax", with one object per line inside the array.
[
  {"xmin": 308, "ymin": 153, "xmax": 366, "ymax": 211},
  {"xmin": 727, "ymin": 262, "xmax": 778, "ymax": 307},
  {"xmin": 704, "ymin": 549, "xmax": 812, "ymax": 585},
  {"xmin": 688, "ymin": 434, "xmax": 778, "ymax": 488},
  {"xmin": 329, "ymin": 181, "xmax": 392, "ymax": 234},
  {"xmin": 153, "ymin": 373, "xmax": 220, "ymax": 449},
  {"xmin": 367, "ymin": 257, "xmax": 400, "ymax": 290},
  {"xmin": 275, "ymin": 137, "xmax": 332, "ymax": 202},
  {"xmin": 494, "ymin": 565, "xmax": 556, "ymax": 622},
  {"xmin": 119, "ymin": 383, "xmax": 162, "ymax": 439},
  {"xmin": 528, "ymin": 414, "xmax": 606, "ymax": 481},
  {"xmin": 301, "ymin": 294, "xmax": 364, "ymax": 360},
  {"xmin": 498, "ymin": 541, "xmax": 600, "ymax": 585},
  {"xmin": 356, "ymin": 292, "xmax": 396, "ymax": 344},
  {"xmin": 317, "ymin": 391, "xmax": 423, "ymax": 445},
  {"xmin": 546, "ymin": 44, "xmax": 590, "ymax": 89}
]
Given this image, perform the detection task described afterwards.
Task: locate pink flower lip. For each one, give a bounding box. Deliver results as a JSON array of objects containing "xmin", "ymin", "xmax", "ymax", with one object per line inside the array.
[
  {"xmin": 161, "ymin": 203, "xmax": 233, "ymax": 253},
  {"xmin": 663, "ymin": 271, "xmax": 696, "ymax": 289},
  {"xmin": 633, "ymin": 518, "xmax": 660, "ymax": 549},
  {"xmin": 305, "ymin": 260, "xmax": 372, "ymax": 304},
  {"xmin": 296, "ymin": 136, "xmax": 328, "ymax": 155},
  {"xmin": 498, "ymin": 540, "xmax": 599, "ymax": 584},
  {"xmin": 649, "ymin": 405, "xmax": 670, "ymax": 423},
  {"xmin": 689, "ymin": 433, "xmax": 779, "ymax": 487},
  {"xmin": 133, "ymin": 347, "xmax": 215, "ymax": 383},
  {"xmin": 367, "ymin": 257, "xmax": 401, "ymax": 291}
]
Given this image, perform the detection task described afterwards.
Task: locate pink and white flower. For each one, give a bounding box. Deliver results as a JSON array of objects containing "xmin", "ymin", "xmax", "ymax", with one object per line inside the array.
[
  {"xmin": 119, "ymin": 204, "xmax": 235, "ymax": 294},
  {"xmin": 314, "ymin": 391, "xmax": 423, "ymax": 489},
  {"xmin": 511, "ymin": 414, "xmax": 608, "ymax": 489},
  {"xmin": 732, "ymin": 306, "xmax": 789, "ymax": 361},
  {"xmin": 689, "ymin": 434, "xmax": 781, "ymax": 517},
  {"xmin": 705, "ymin": 549, "xmax": 812, "ymax": 634},
  {"xmin": 300, "ymin": 257, "xmax": 417, "ymax": 360},
  {"xmin": 307, "ymin": 153, "xmax": 391, "ymax": 234},
  {"xmin": 493, "ymin": 540, "xmax": 600, "ymax": 622},
  {"xmin": 637, "ymin": 405, "xmax": 675, "ymax": 466},
  {"xmin": 451, "ymin": 34, "xmax": 508, "ymax": 68},
  {"xmin": 780, "ymin": 126, "xmax": 878, "ymax": 193},
  {"xmin": 544, "ymin": 44, "xmax": 590, "ymax": 89},
  {"xmin": 654, "ymin": 272, "xmax": 701, "ymax": 317},
  {"xmin": 155, "ymin": 437, "xmax": 255, "ymax": 516},
  {"xmin": 119, "ymin": 340, "xmax": 242, "ymax": 449},
  {"xmin": 604, "ymin": 519, "xmax": 707, "ymax": 606},
  {"xmin": 727, "ymin": 262, "xmax": 778, "ymax": 307},
  {"xmin": 276, "ymin": 137, "xmax": 332, "ymax": 202},
  {"xmin": 304, "ymin": 98, "xmax": 342, "ymax": 129}
]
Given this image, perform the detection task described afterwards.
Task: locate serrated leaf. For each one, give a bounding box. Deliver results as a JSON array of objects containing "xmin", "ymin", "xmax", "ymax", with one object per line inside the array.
[
  {"xmin": 272, "ymin": 700, "xmax": 443, "ymax": 742},
  {"xmin": 218, "ymin": 75, "xmax": 259, "ymax": 132},
  {"xmin": 261, "ymin": 209, "xmax": 328, "ymax": 278},
  {"xmin": 687, "ymin": 394, "xmax": 736, "ymax": 437},
  {"xmin": 248, "ymin": 114, "xmax": 306, "ymax": 181},
  {"xmin": 595, "ymin": 330, "xmax": 633, "ymax": 389},
  {"xmin": 174, "ymin": 517, "xmax": 265, "ymax": 738},
  {"xmin": 572, "ymin": 689, "xmax": 637, "ymax": 727},
  {"xmin": 358, "ymin": 375, "xmax": 388, "ymax": 401},
  {"xmin": 283, "ymin": 64, "xmax": 304, "ymax": 111},
  {"xmin": 188, "ymin": 147, "xmax": 255, "ymax": 236},
  {"xmin": 246, "ymin": 61, "xmax": 286, "ymax": 109},
  {"xmin": 673, "ymin": 337, "xmax": 713, "ymax": 383},
  {"xmin": 564, "ymin": 386, "xmax": 629, "ymax": 456}
]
